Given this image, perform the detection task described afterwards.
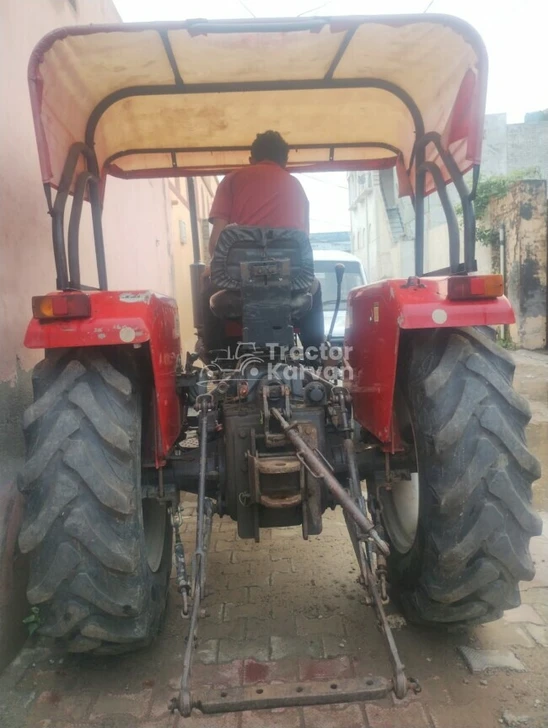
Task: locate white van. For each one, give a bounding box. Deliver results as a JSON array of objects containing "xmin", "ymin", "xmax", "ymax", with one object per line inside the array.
[{"xmin": 312, "ymin": 250, "xmax": 367, "ymax": 340}]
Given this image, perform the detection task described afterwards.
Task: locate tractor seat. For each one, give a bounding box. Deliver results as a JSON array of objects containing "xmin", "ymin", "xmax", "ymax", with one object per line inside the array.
[{"xmin": 209, "ymin": 226, "xmax": 315, "ymax": 321}]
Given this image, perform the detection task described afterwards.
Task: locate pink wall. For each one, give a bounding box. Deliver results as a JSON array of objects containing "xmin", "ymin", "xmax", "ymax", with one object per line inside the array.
[
  {"xmin": 78, "ymin": 176, "xmax": 175, "ymax": 297},
  {"xmin": 0, "ymin": 0, "xmax": 175, "ymax": 670},
  {"xmin": 0, "ymin": 0, "xmax": 175, "ymax": 382}
]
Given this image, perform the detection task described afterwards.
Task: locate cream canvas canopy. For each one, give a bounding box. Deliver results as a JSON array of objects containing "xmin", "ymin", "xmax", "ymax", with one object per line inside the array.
[{"xmin": 29, "ymin": 15, "xmax": 487, "ymax": 198}]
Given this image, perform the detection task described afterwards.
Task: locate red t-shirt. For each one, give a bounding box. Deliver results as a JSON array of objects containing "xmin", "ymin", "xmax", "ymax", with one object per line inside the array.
[{"xmin": 209, "ymin": 161, "xmax": 309, "ymax": 233}]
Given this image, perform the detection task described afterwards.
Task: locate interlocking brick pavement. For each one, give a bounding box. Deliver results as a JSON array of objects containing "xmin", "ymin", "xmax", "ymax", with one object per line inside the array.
[{"xmin": 1, "ymin": 487, "xmax": 548, "ymax": 728}]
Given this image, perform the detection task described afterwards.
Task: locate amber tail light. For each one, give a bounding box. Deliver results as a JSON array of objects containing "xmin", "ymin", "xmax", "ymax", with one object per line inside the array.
[
  {"xmin": 447, "ymin": 275, "xmax": 504, "ymax": 301},
  {"xmin": 32, "ymin": 293, "xmax": 91, "ymax": 320}
]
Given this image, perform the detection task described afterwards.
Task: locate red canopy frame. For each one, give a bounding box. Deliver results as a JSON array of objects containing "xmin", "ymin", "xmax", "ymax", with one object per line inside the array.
[{"xmin": 27, "ymin": 15, "xmax": 488, "ymax": 290}]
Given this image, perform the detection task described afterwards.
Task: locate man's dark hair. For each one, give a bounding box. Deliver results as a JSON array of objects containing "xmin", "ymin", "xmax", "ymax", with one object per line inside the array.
[{"xmin": 250, "ymin": 130, "xmax": 290, "ymax": 166}]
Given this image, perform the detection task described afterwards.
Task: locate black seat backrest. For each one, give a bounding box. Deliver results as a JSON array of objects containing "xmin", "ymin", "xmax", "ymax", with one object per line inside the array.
[{"xmin": 210, "ymin": 226, "xmax": 314, "ymax": 292}]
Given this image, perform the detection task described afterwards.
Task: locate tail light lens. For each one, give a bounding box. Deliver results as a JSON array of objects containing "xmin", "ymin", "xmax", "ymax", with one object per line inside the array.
[
  {"xmin": 447, "ymin": 275, "xmax": 504, "ymax": 301},
  {"xmin": 32, "ymin": 293, "xmax": 91, "ymax": 320}
]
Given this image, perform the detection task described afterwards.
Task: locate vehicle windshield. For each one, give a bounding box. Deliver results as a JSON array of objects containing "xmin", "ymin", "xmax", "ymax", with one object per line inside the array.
[{"xmin": 314, "ymin": 261, "xmax": 364, "ymax": 311}]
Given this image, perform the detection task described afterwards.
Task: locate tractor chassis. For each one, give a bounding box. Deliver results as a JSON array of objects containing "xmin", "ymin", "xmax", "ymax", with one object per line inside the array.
[{"xmin": 169, "ymin": 393, "xmax": 421, "ymax": 717}]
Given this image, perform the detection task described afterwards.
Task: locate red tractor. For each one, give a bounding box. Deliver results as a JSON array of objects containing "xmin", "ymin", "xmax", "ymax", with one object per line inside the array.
[{"xmin": 19, "ymin": 14, "xmax": 541, "ymax": 717}]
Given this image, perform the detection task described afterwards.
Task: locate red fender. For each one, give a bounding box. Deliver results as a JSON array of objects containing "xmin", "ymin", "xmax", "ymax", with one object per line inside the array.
[
  {"xmin": 24, "ymin": 290, "xmax": 182, "ymax": 462},
  {"xmin": 345, "ymin": 277, "xmax": 515, "ymax": 450}
]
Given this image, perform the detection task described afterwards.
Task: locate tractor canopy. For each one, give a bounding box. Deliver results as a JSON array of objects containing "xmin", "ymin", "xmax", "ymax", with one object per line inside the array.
[{"xmin": 29, "ymin": 15, "xmax": 488, "ymax": 198}]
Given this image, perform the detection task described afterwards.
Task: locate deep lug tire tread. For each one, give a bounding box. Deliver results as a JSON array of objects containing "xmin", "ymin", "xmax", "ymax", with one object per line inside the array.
[
  {"xmin": 390, "ymin": 327, "xmax": 541, "ymax": 626},
  {"xmin": 18, "ymin": 350, "xmax": 171, "ymax": 653}
]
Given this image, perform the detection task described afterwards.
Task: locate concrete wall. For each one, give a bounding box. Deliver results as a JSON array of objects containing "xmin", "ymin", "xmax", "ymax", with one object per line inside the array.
[
  {"xmin": 349, "ymin": 173, "xmax": 383, "ymax": 282},
  {"xmin": 508, "ymin": 122, "xmax": 548, "ymax": 184},
  {"xmin": 0, "ymin": 0, "xmax": 177, "ymax": 670},
  {"xmin": 482, "ymin": 113, "xmax": 511, "ymax": 177},
  {"xmin": 168, "ymin": 177, "xmax": 218, "ymax": 357},
  {"xmin": 349, "ymin": 171, "xmax": 415, "ymax": 280},
  {"xmin": 486, "ymin": 181, "xmax": 547, "ymax": 350},
  {"xmin": 482, "ymin": 113, "xmax": 548, "ymax": 183}
]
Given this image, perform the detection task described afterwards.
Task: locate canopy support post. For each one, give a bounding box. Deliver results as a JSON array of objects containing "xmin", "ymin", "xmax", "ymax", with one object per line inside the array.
[
  {"xmin": 89, "ymin": 182, "xmax": 108, "ymax": 290},
  {"xmin": 187, "ymin": 177, "xmax": 201, "ymax": 264},
  {"xmin": 414, "ymin": 147, "xmax": 425, "ymax": 277},
  {"xmin": 416, "ymin": 132, "xmax": 477, "ymax": 275},
  {"xmin": 187, "ymin": 177, "xmax": 207, "ymax": 337},
  {"xmin": 418, "ymin": 161, "xmax": 460, "ymax": 274},
  {"xmin": 49, "ymin": 142, "xmax": 107, "ymax": 291}
]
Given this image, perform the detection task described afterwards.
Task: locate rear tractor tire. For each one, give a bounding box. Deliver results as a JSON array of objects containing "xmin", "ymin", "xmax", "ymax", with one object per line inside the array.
[
  {"xmin": 378, "ymin": 327, "xmax": 542, "ymax": 626},
  {"xmin": 18, "ymin": 349, "xmax": 172, "ymax": 654}
]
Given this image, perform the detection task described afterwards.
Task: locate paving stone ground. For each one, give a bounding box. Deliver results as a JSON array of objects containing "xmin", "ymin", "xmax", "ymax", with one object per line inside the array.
[{"xmin": 0, "ymin": 351, "xmax": 547, "ymax": 728}]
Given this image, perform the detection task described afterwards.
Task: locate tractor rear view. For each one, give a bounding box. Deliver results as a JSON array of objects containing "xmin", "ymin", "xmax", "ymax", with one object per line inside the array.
[{"xmin": 18, "ymin": 15, "xmax": 541, "ymax": 718}]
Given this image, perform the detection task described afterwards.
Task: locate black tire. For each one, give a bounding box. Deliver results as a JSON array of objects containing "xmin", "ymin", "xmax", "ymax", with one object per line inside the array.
[
  {"xmin": 18, "ymin": 349, "xmax": 172, "ymax": 654},
  {"xmin": 380, "ymin": 327, "xmax": 542, "ymax": 626}
]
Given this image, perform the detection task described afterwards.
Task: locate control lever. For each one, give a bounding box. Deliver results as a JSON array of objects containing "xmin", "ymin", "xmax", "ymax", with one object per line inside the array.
[{"xmin": 327, "ymin": 263, "xmax": 345, "ymax": 342}]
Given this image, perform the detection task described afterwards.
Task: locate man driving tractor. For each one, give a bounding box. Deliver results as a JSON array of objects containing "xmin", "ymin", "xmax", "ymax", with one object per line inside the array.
[
  {"xmin": 203, "ymin": 131, "xmax": 325, "ymax": 359},
  {"xmin": 208, "ymin": 131, "xmax": 309, "ymax": 252}
]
